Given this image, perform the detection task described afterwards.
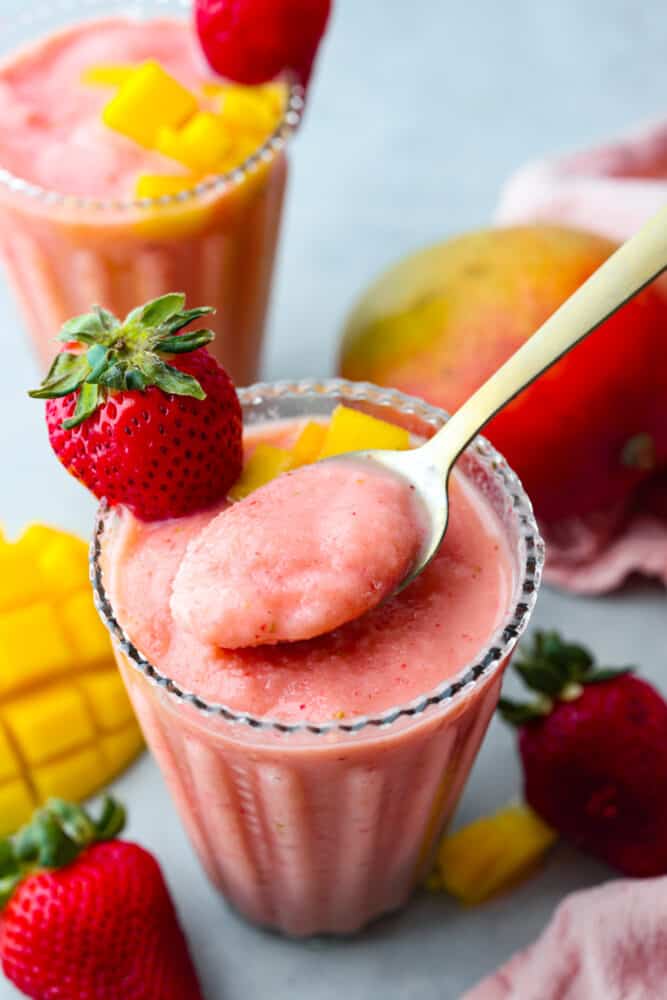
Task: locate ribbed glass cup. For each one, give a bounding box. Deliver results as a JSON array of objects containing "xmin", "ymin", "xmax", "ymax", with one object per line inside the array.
[
  {"xmin": 0, "ymin": 0, "xmax": 303, "ymax": 381},
  {"xmin": 92, "ymin": 379, "xmax": 544, "ymax": 937}
]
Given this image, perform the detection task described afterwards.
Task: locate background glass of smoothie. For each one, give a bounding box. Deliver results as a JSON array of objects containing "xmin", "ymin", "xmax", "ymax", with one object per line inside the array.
[
  {"xmin": 0, "ymin": 0, "xmax": 302, "ymax": 383},
  {"xmin": 93, "ymin": 379, "xmax": 544, "ymax": 937}
]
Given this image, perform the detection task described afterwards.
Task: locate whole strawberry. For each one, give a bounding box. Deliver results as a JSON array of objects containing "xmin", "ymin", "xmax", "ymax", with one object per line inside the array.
[
  {"xmin": 500, "ymin": 631, "xmax": 667, "ymax": 877},
  {"xmin": 0, "ymin": 798, "xmax": 203, "ymax": 1000},
  {"xmin": 30, "ymin": 294, "xmax": 242, "ymax": 521},
  {"xmin": 196, "ymin": 0, "xmax": 332, "ymax": 86}
]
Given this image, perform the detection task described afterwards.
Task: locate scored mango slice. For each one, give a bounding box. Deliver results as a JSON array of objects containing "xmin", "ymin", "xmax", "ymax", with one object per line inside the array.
[
  {"xmin": 428, "ymin": 804, "xmax": 557, "ymax": 904},
  {"xmin": 103, "ymin": 60, "xmax": 198, "ymax": 148},
  {"xmin": 0, "ymin": 525, "xmax": 144, "ymax": 837}
]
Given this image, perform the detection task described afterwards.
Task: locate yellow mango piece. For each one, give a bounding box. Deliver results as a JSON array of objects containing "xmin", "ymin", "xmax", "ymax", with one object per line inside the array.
[
  {"xmin": 38, "ymin": 534, "xmax": 89, "ymax": 597},
  {"xmin": 33, "ymin": 746, "xmax": 106, "ymax": 804},
  {"xmin": 79, "ymin": 670, "xmax": 135, "ymax": 732},
  {"xmin": 0, "ymin": 779, "xmax": 34, "ymax": 837},
  {"xmin": 318, "ymin": 405, "xmax": 411, "ymax": 459},
  {"xmin": 101, "ymin": 726, "xmax": 145, "ymax": 777},
  {"xmin": 434, "ymin": 804, "xmax": 557, "ymax": 904},
  {"xmin": 218, "ymin": 85, "xmax": 276, "ymax": 133},
  {"xmin": 157, "ymin": 112, "xmax": 233, "ymax": 173},
  {"xmin": 103, "ymin": 60, "xmax": 198, "ymax": 149},
  {"xmin": 60, "ymin": 589, "xmax": 111, "ymax": 669},
  {"xmin": 0, "ymin": 723, "xmax": 20, "ymax": 782},
  {"xmin": 259, "ymin": 82, "xmax": 288, "ymax": 117},
  {"xmin": 16, "ymin": 523, "xmax": 64, "ymax": 556},
  {"xmin": 0, "ymin": 602, "xmax": 72, "ymax": 697},
  {"xmin": 82, "ymin": 64, "xmax": 136, "ymax": 87},
  {"xmin": 291, "ymin": 421, "xmax": 328, "ymax": 467},
  {"xmin": 0, "ymin": 547, "xmax": 45, "ymax": 613},
  {"xmin": 136, "ymin": 174, "xmax": 200, "ymax": 199},
  {"xmin": 229, "ymin": 444, "xmax": 295, "ymax": 501},
  {"xmin": 4, "ymin": 683, "xmax": 95, "ymax": 766}
]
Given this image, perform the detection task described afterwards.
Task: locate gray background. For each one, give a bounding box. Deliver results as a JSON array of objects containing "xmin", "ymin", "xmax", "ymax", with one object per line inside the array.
[{"xmin": 0, "ymin": 1, "xmax": 666, "ymax": 997}]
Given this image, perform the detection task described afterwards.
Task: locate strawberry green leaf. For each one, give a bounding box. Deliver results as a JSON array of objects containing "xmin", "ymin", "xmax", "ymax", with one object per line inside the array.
[
  {"xmin": 86, "ymin": 344, "xmax": 109, "ymax": 382},
  {"xmin": 57, "ymin": 310, "xmax": 114, "ymax": 346},
  {"xmin": 47, "ymin": 800, "xmax": 97, "ymax": 847},
  {"xmin": 28, "ymin": 352, "xmax": 91, "ymax": 399},
  {"xmin": 32, "ymin": 811, "xmax": 79, "ymax": 869},
  {"xmin": 515, "ymin": 660, "xmax": 564, "ymax": 697},
  {"xmin": 94, "ymin": 305, "xmax": 120, "ymax": 333},
  {"xmin": 63, "ymin": 383, "xmax": 100, "ymax": 429},
  {"xmin": 138, "ymin": 292, "xmax": 187, "ymax": 327},
  {"xmin": 498, "ymin": 698, "xmax": 549, "ymax": 726},
  {"xmin": 94, "ymin": 797, "xmax": 126, "ymax": 840},
  {"xmin": 0, "ymin": 840, "xmax": 17, "ymax": 878},
  {"xmin": 125, "ymin": 369, "xmax": 147, "ymax": 391},
  {"xmin": 149, "ymin": 359, "xmax": 207, "ymax": 400},
  {"xmin": 161, "ymin": 306, "xmax": 214, "ymax": 335},
  {"xmin": 585, "ymin": 667, "xmax": 634, "ymax": 684},
  {"xmin": 97, "ymin": 364, "xmax": 125, "ymax": 389},
  {"xmin": 157, "ymin": 329, "xmax": 215, "ymax": 354}
]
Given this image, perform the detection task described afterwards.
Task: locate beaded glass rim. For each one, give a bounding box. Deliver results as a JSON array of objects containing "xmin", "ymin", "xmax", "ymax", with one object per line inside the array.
[
  {"xmin": 91, "ymin": 378, "xmax": 545, "ymax": 736},
  {"xmin": 0, "ymin": 0, "xmax": 304, "ymax": 212}
]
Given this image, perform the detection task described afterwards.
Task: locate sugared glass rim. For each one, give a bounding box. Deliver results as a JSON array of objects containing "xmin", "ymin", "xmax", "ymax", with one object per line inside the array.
[
  {"xmin": 0, "ymin": 0, "xmax": 304, "ymax": 213},
  {"xmin": 91, "ymin": 379, "xmax": 544, "ymax": 736}
]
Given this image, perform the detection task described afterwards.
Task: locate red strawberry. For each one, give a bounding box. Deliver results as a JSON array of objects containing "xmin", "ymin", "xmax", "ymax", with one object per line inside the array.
[
  {"xmin": 30, "ymin": 294, "xmax": 242, "ymax": 521},
  {"xmin": 0, "ymin": 798, "xmax": 203, "ymax": 1000},
  {"xmin": 500, "ymin": 631, "xmax": 667, "ymax": 877},
  {"xmin": 195, "ymin": 0, "xmax": 332, "ymax": 86}
]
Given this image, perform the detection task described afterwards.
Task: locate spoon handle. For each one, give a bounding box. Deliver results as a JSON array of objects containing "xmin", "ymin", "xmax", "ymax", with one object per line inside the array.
[{"xmin": 423, "ymin": 205, "xmax": 667, "ymax": 470}]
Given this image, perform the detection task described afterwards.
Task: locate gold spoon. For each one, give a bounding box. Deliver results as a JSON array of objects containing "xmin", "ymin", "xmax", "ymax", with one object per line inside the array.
[{"xmin": 345, "ymin": 206, "xmax": 667, "ymax": 590}]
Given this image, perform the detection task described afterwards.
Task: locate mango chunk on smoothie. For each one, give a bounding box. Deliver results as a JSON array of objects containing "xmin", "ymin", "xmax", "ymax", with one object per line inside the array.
[
  {"xmin": 431, "ymin": 804, "xmax": 557, "ymax": 904},
  {"xmin": 0, "ymin": 524, "xmax": 144, "ymax": 834},
  {"xmin": 291, "ymin": 422, "xmax": 328, "ymax": 467},
  {"xmin": 82, "ymin": 64, "xmax": 136, "ymax": 87},
  {"xmin": 103, "ymin": 60, "xmax": 198, "ymax": 148},
  {"xmin": 318, "ymin": 405, "xmax": 411, "ymax": 458},
  {"xmin": 229, "ymin": 444, "xmax": 295, "ymax": 501},
  {"xmin": 135, "ymin": 174, "xmax": 199, "ymax": 199},
  {"xmin": 157, "ymin": 112, "xmax": 233, "ymax": 173},
  {"xmin": 216, "ymin": 85, "xmax": 277, "ymax": 134}
]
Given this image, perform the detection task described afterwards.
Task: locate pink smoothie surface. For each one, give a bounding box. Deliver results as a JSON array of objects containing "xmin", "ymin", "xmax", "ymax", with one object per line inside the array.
[
  {"xmin": 0, "ymin": 17, "xmax": 211, "ymax": 198},
  {"xmin": 171, "ymin": 459, "xmax": 427, "ymax": 647},
  {"xmin": 103, "ymin": 421, "xmax": 516, "ymax": 723}
]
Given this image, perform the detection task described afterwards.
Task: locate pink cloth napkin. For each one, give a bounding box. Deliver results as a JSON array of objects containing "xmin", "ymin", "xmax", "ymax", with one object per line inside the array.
[
  {"xmin": 495, "ymin": 121, "xmax": 667, "ymax": 594},
  {"xmin": 464, "ymin": 876, "xmax": 667, "ymax": 1000}
]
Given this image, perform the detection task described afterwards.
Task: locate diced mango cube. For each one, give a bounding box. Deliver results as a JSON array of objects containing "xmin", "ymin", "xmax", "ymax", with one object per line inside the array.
[
  {"xmin": 82, "ymin": 64, "xmax": 137, "ymax": 87},
  {"xmin": 103, "ymin": 60, "xmax": 198, "ymax": 148},
  {"xmin": 32, "ymin": 746, "xmax": 106, "ymax": 804},
  {"xmin": 157, "ymin": 112, "xmax": 233, "ymax": 173},
  {"xmin": 0, "ymin": 779, "xmax": 34, "ymax": 837},
  {"xmin": 229, "ymin": 444, "xmax": 295, "ymax": 501},
  {"xmin": 318, "ymin": 405, "xmax": 411, "ymax": 459},
  {"xmin": 4, "ymin": 683, "xmax": 96, "ymax": 766},
  {"xmin": 101, "ymin": 727, "xmax": 145, "ymax": 777},
  {"xmin": 432, "ymin": 804, "xmax": 557, "ymax": 904},
  {"xmin": 16, "ymin": 523, "xmax": 63, "ymax": 556},
  {"xmin": 38, "ymin": 534, "xmax": 89, "ymax": 597},
  {"xmin": 60, "ymin": 590, "xmax": 111, "ymax": 669},
  {"xmin": 0, "ymin": 547, "xmax": 45, "ymax": 612},
  {"xmin": 79, "ymin": 671, "xmax": 135, "ymax": 732},
  {"xmin": 259, "ymin": 82, "xmax": 288, "ymax": 117},
  {"xmin": 136, "ymin": 174, "xmax": 199, "ymax": 200},
  {"xmin": 218, "ymin": 85, "xmax": 276, "ymax": 133},
  {"xmin": 291, "ymin": 421, "xmax": 328, "ymax": 467},
  {"xmin": 0, "ymin": 602, "xmax": 72, "ymax": 697},
  {"xmin": 0, "ymin": 723, "xmax": 20, "ymax": 782}
]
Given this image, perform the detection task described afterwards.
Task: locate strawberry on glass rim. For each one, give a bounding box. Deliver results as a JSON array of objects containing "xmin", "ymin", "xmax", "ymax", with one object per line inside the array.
[
  {"xmin": 195, "ymin": 0, "xmax": 332, "ymax": 86},
  {"xmin": 0, "ymin": 797, "xmax": 203, "ymax": 1000},
  {"xmin": 29, "ymin": 294, "xmax": 243, "ymax": 522}
]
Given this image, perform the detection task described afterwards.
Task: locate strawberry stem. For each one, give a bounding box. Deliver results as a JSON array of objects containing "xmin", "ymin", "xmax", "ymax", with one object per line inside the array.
[
  {"xmin": 0, "ymin": 797, "xmax": 126, "ymax": 909},
  {"xmin": 28, "ymin": 293, "xmax": 216, "ymax": 428}
]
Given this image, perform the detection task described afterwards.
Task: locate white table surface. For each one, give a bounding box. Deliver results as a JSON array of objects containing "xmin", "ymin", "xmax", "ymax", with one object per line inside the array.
[{"xmin": 0, "ymin": 1, "xmax": 665, "ymax": 997}]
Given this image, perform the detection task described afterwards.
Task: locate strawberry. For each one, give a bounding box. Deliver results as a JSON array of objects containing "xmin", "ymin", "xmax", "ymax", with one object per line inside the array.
[
  {"xmin": 500, "ymin": 631, "xmax": 667, "ymax": 877},
  {"xmin": 195, "ymin": 0, "xmax": 332, "ymax": 86},
  {"xmin": 29, "ymin": 293, "xmax": 242, "ymax": 521},
  {"xmin": 0, "ymin": 798, "xmax": 203, "ymax": 1000}
]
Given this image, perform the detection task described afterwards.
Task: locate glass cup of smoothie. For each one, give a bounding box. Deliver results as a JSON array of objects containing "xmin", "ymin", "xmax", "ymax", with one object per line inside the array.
[
  {"xmin": 0, "ymin": 0, "xmax": 302, "ymax": 382},
  {"xmin": 92, "ymin": 379, "xmax": 544, "ymax": 937}
]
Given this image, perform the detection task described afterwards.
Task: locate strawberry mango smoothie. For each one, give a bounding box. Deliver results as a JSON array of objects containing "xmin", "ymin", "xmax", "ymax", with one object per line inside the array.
[
  {"xmin": 95, "ymin": 383, "xmax": 543, "ymax": 936},
  {"xmin": 0, "ymin": 3, "xmax": 300, "ymax": 380}
]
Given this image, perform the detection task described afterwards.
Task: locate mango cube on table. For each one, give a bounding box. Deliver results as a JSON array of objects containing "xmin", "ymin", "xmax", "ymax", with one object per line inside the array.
[
  {"xmin": 429, "ymin": 804, "xmax": 557, "ymax": 904},
  {"xmin": 0, "ymin": 524, "xmax": 144, "ymax": 837}
]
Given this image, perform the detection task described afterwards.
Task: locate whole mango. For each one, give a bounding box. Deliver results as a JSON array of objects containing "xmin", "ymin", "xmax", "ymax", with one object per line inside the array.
[
  {"xmin": 0, "ymin": 524, "xmax": 144, "ymax": 836},
  {"xmin": 339, "ymin": 226, "xmax": 667, "ymax": 525}
]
